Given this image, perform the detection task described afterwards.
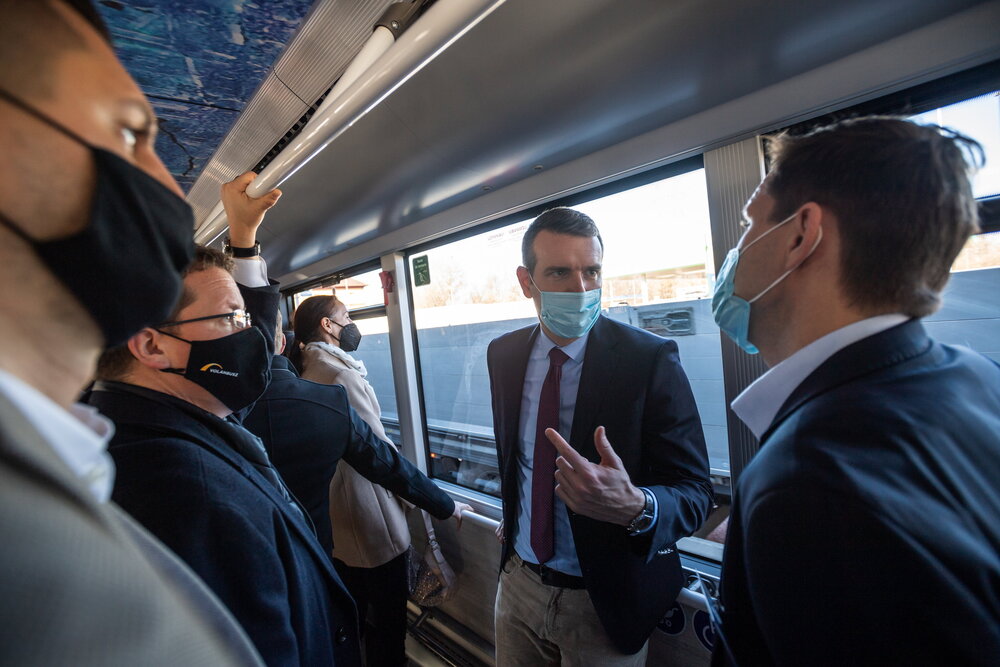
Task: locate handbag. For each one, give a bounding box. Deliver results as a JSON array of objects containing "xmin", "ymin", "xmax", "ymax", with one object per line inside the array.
[{"xmin": 406, "ymin": 510, "xmax": 457, "ymax": 607}]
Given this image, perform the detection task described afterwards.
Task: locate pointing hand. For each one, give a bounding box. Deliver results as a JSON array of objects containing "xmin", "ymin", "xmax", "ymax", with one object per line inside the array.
[{"xmin": 548, "ymin": 426, "xmax": 645, "ymax": 525}]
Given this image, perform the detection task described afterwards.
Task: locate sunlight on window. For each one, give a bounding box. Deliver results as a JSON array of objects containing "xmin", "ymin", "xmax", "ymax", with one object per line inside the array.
[{"xmin": 911, "ymin": 92, "xmax": 1000, "ymax": 199}]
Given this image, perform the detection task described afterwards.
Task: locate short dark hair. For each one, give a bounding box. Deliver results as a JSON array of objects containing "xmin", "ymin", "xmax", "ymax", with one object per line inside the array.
[
  {"xmin": 764, "ymin": 116, "xmax": 983, "ymax": 318},
  {"xmin": 95, "ymin": 246, "xmax": 234, "ymax": 381},
  {"xmin": 521, "ymin": 207, "xmax": 604, "ymax": 275}
]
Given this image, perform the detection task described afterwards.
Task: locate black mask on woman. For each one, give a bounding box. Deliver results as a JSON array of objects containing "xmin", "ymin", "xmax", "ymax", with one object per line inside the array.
[
  {"xmin": 333, "ymin": 322, "xmax": 363, "ymax": 352},
  {"xmin": 158, "ymin": 327, "xmax": 272, "ymax": 413},
  {"xmin": 0, "ymin": 88, "xmax": 195, "ymax": 347}
]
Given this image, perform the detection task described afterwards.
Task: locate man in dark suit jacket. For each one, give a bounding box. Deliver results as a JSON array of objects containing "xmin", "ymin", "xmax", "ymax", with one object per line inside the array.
[
  {"xmin": 712, "ymin": 117, "xmax": 1000, "ymax": 665},
  {"xmin": 488, "ymin": 208, "xmax": 713, "ymax": 663},
  {"xmin": 90, "ymin": 242, "xmax": 364, "ymax": 666}
]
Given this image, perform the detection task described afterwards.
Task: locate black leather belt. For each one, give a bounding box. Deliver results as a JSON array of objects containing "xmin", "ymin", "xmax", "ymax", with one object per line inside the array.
[{"xmin": 522, "ymin": 560, "xmax": 586, "ymax": 590}]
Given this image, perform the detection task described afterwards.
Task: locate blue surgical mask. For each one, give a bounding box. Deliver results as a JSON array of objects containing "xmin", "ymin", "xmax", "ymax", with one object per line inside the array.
[
  {"xmin": 712, "ymin": 211, "xmax": 821, "ymax": 354},
  {"xmin": 530, "ymin": 276, "xmax": 602, "ymax": 339}
]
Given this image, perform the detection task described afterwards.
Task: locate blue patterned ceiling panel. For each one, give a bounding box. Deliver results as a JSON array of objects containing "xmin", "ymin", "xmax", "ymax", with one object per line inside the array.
[{"xmin": 97, "ymin": 0, "xmax": 316, "ymax": 191}]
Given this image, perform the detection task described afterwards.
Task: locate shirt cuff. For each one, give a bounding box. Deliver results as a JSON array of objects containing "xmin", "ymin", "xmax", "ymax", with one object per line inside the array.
[
  {"xmin": 631, "ymin": 486, "xmax": 658, "ymax": 536},
  {"xmin": 231, "ymin": 256, "xmax": 269, "ymax": 288}
]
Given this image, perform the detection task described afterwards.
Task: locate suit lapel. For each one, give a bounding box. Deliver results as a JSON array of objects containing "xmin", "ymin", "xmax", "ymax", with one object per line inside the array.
[
  {"xmin": 501, "ymin": 325, "xmax": 539, "ymax": 463},
  {"xmin": 184, "ymin": 418, "xmax": 340, "ymax": 580},
  {"xmin": 570, "ymin": 317, "xmax": 620, "ymax": 462},
  {"xmin": 761, "ymin": 319, "xmax": 931, "ymax": 442},
  {"xmin": 97, "ymin": 385, "xmax": 339, "ymax": 582}
]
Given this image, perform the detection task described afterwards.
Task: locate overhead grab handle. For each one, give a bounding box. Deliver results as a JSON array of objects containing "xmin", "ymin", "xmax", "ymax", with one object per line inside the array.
[{"xmin": 195, "ymin": 0, "xmax": 506, "ymax": 245}]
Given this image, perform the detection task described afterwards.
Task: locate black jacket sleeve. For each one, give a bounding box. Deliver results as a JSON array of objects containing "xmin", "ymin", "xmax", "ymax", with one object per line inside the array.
[
  {"xmin": 340, "ymin": 406, "xmax": 455, "ymax": 520},
  {"xmin": 641, "ymin": 339, "xmax": 714, "ymax": 559}
]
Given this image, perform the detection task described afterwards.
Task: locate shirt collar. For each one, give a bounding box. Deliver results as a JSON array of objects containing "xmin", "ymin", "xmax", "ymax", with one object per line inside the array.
[
  {"xmin": 732, "ymin": 314, "xmax": 908, "ymax": 439},
  {"xmin": 0, "ymin": 370, "xmax": 115, "ymax": 502},
  {"xmin": 534, "ymin": 326, "xmax": 590, "ymax": 362}
]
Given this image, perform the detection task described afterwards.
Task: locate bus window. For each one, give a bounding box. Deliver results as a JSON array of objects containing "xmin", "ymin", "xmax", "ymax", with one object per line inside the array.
[
  {"xmin": 912, "ymin": 93, "xmax": 1000, "ymax": 365},
  {"xmin": 348, "ymin": 314, "xmax": 400, "ymax": 445},
  {"xmin": 291, "ymin": 267, "xmax": 386, "ymax": 312},
  {"xmin": 910, "ymin": 91, "xmax": 999, "ymax": 200},
  {"xmin": 288, "ymin": 269, "xmax": 400, "ymax": 442}
]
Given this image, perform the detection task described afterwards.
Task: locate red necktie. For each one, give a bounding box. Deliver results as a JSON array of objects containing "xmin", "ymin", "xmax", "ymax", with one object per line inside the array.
[{"xmin": 530, "ymin": 347, "xmax": 569, "ymax": 564}]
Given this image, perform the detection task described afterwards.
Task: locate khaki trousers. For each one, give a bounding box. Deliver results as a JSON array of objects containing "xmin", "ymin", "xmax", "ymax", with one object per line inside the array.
[{"xmin": 494, "ymin": 554, "xmax": 649, "ymax": 666}]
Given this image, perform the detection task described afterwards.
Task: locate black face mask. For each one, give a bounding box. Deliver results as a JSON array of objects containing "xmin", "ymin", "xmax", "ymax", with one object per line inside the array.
[
  {"xmin": 0, "ymin": 88, "xmax": 195, "ymax": 347},
  {"xmin": 158, "ymin": 327, "xmax": 272, "ymax": 413},
  {"xmin": 333, "ymin": 322, "xmax": 363, "ymax": 352}
]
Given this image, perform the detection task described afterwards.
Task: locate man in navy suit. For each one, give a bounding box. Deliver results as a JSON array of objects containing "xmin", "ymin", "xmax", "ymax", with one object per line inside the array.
[
  {"xmin": 712, "ymin": 117, "xmax": 1000, "ymax": 665},
  {"xmin": 488, "ymin": 207, "xmax": 713, "ymax": 663}
]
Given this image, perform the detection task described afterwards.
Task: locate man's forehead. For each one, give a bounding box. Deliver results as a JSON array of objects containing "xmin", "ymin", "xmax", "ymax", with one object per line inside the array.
[
  {"xmin": 182, "ymin": 269, "xmax": 244, "ymax": 309},
  {"xmin": 534, "ymin": 231, "xmax": 602, "ymax": 259}
]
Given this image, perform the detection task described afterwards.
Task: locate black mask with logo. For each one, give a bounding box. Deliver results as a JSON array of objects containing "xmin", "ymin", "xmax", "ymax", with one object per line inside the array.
[
  {"xmin": 0, "ymin": 88, "xmax": 195, "ymax": 347},
  {"xmin": 333, "ymin": 322, "xmax": 363, "ymax": 352},
  {"xmin": 158, "ymin": 327, "xmax": 272, "ymax": 413}
]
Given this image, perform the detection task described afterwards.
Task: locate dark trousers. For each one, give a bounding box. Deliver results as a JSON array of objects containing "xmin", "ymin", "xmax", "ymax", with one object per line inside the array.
[{"xmin": 334, "ymin": 551, "xmax": 408, "ymax": 667}]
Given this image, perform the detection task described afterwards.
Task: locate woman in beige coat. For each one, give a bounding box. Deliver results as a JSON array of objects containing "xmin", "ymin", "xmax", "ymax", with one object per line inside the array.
[{"xmin": 290, "ymin": 295, "xmax": 413, "ymax": 666}]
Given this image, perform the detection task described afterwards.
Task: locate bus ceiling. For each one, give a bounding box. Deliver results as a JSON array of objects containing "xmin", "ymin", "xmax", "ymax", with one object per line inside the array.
[{"xmin": 101, "ymin": 0, "xmax": 1000, "ymax": 286}]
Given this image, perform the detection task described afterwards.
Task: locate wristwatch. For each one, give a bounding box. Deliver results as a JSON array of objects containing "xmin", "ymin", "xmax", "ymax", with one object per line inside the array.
[
  {"xmin": 627, "ymin": 487, "xmax": 656, "ymax": 536},
  {"xmin": 223, "ymin": 238, "xmax": 260, "ymax": 258}
]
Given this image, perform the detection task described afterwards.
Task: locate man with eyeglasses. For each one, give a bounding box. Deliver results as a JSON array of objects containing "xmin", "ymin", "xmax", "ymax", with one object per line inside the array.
[{"xmin": 89, "ymin": 186, "xmax": 365, "ymax": 666}]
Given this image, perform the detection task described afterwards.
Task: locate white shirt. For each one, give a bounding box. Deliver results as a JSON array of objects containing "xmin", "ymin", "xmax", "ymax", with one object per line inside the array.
[
  {"xmin": 0, "ymin": 370, "xmax": 115, "ymax": 502},
  {"xmin": 231, "ymin": 256, "xmax": 269, "ymax": 288},
  {"xmin": 513, "ymin": 329, "xmax": 590, "ymax": 575},
  {"xmin": 732, "ymin": 314, "xmax": 908, "ymax": 439}
]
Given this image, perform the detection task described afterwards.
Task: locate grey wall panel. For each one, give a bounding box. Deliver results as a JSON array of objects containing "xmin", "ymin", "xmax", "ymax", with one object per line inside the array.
[
  {"xmin": 409, "ymin": 510, "xmax": 501, "ymax": 651},
  {"xmin": 704, "ymin": 138, "xmax": 769, "ymax": 484}
]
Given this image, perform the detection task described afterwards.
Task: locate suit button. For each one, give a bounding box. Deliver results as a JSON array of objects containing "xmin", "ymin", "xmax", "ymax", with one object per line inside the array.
[{"xmin": 335, "ymin": 627, "xmax": 348, "ymax": 644}]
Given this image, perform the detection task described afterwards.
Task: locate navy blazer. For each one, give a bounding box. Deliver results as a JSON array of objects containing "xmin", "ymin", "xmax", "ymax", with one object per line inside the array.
[
  {"xmin": 90, "ymin": 383, "xmax": 362, "ymax": 667},
  {"xmin": 488, "ymin": 315, "xmax": 713, "ymax": 654},
  {"xmin": 715, "ymin": 320, "xmax": 1000, "ymax": 666},
  {"xmin": 243, "ymin": 355, "xmax": 455, "ymax": 557}
]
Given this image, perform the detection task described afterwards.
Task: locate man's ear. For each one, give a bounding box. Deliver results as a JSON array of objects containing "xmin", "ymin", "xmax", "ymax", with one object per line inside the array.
[
  {"xmin": 783, "ymin": 202, "xmax": 825, "ymax": 271},
  {"xmin": 127, "ymin": 329, "xmax": 174, "ymax": 370},
  {"xmin": 516, "ymin": 266, "xmax": 534, "ymax": 299},
  {"xmin": 276, "ymin": 331, "xmax": 286, "ymax": 355}
]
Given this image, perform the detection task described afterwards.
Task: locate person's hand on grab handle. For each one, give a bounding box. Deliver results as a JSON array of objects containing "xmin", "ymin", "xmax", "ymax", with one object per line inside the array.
[
  {"xmin": 221, "ymin": 171, "xmax": 282, "ymax": 248},
  {"xmin": 548, "ymin": 426, "xmax": 646, "ymax": 525},
  {"xmin": 452, "ymin": 502, "xmax": 474, "ymax": 529},
  {"xmin": 495, "ymin": 519, "xmax": 505, "ymax": 543}
]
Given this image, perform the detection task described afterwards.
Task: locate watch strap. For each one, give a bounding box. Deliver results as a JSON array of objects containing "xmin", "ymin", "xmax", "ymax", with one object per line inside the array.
[
  {"xmin": 224, "ymin": 238, "xmax": 260, "ymax": 258},
  {"xmin": 627, "ymin": 487, "xmax": 656, "ymax": 536}
]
